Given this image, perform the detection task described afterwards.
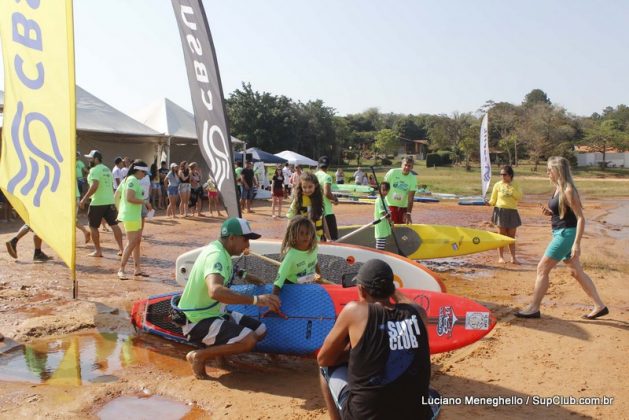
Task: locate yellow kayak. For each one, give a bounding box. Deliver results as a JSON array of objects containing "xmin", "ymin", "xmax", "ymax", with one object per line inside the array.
[{"xmin": 336, "ymin": 224, "xmax": 515, "ymax": 260}]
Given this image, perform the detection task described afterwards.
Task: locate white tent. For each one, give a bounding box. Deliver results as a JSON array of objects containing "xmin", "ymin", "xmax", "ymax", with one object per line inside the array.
[
  {"xmin": 1, "ymin": 87, "xmax": 165, "ymax": 166},
  {"xmin": 132, "ymin": 98, "xmax": 243, "ymax": 175},
  {"xmin": 274, "ymin": 150, "xmax": 318, "ymax": 167}
]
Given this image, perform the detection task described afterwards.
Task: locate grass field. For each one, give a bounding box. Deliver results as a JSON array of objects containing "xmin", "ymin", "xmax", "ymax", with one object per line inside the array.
[{"xmin": 336, "ymin": 162, "xmax": 629, "ymax": 198}]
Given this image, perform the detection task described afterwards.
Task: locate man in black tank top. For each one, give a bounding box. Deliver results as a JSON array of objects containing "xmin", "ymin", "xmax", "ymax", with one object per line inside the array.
[{"xmin": 318, "ymin": 259, "xmax": 438, "ymax": 420}]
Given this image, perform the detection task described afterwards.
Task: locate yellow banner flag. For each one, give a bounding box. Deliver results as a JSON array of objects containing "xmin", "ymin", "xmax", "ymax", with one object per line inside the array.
[{"xmin": 0, "ymin": 1, "xmax": 76, "ymax": 268}]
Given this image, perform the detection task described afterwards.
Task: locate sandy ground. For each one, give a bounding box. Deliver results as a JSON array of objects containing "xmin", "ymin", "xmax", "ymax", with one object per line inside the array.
[{"xmin": 0, "ymin": 194, "xmax": 627, "ymax": 419}]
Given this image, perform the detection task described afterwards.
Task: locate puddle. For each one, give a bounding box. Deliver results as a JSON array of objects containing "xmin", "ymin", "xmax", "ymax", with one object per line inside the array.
[
  {"xmin": 97, "ymin": 395, "xmax": 205, "ymax": 419},
  {"xmin": 0, "ymin": 332, "xmax": 192, "ymax": 385}
]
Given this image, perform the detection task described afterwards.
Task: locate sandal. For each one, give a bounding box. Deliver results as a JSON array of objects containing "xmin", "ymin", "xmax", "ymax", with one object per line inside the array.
[
  {"xmin": 117, "ymin": 271, "xmax": 129, "ymax": 280},
  {"xmin": 134, "ymin": 272, "xmax": 150, "ymax": 277}
]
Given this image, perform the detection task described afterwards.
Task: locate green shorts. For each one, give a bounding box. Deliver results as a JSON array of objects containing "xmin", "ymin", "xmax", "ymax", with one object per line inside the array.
[
  {"xmin": 544, "ymin": 228, "xmax": 576, "ymax": 261},
  {"xmin": 123, "ymin": 220, "xmax": 142, "ymax": 233}
]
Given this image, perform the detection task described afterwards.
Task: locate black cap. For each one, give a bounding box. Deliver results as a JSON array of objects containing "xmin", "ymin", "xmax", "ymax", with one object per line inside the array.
[
  {"xmin": 354, "ymin": 259, "xmax": 395, "ymax": 299},
  {"xmin": 318, "ymin": 156, "xmax": 330, "ymax": 167},
  {"xmin": 114, "ymin": 157, "xmax": 123, "ymax": 165}
]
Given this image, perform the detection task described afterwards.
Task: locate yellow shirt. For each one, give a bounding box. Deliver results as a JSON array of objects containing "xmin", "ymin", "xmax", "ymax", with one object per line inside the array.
[{"xmin": 489, "ymin": 180, "xmax": 522, "ymax": 209}]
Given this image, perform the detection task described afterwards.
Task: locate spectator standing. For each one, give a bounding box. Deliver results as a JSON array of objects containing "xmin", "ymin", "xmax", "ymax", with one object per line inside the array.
[
  {"xmin": 189, "ymin": 162, "xmax": 205, "ymax": 217},
  {"xmin": 488, "ymin": 165, "xmax": 523, "ymax": 264},
  {"xmin": 158, "ymin": 161, "xmax": 169, "ymax": 209},
  {"xmin": 204, "ymin": 175, "xmax": 223, "ymax": 217},
  {"xmin": 290, "ymin": 165, "xmax": 303, "ymax": 192},
  {"xmin": 79, "ymin": 150, "xmax": 124, "ymax": 257},
  {"xmin": 315, "ymin": 156, "xmax": 339, "ymax": 240},
  {"xmin": 240, "ymin": 161, "xmax": 258, "ymax": 213},
  {"xmin": 165, "ymin": 163, "xmax": 180, "ymax": 218},
  {"xmin": 271, "ymin": 167, "xmax": 284, "ymax": 218},
  {"xmin": 282, "ymin": 163, "xmax": 293, "ymax": 198},
  {"xmin": 149, "ymin": 163, "xmax": 163, "ymax": 210},
  {"xmin": 335, "ymin": 168, "xmax": 345, "ymax": 185},
  {"xmin": 112, "ymin": 157, "xmax": 125, "ymax": 191},
  {"xmin": 353, "ymin": 167, "xmax": 365, "ymax": 185},
  {"xmin": 178, "ymin": 161, "xmax": 191, "ymax": 217},
  {"xmin": 384, "ymin": 156, "xmax": 417, "ymax": 224}
]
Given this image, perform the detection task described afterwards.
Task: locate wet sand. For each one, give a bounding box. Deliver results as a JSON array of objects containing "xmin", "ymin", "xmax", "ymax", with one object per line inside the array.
[{"xmin": 0, "ymin": 196, "xmax": 627, "ymax": 419}]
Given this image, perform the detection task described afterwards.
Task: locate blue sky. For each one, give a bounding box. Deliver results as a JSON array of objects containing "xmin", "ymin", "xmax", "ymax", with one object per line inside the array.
[{"xmin": 1, "ymin": 0, "xmax": 628, "ymax": 117}]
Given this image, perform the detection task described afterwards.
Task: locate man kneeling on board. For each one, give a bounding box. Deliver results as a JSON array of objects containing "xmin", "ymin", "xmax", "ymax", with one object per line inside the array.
[
  {"xmin": 178, "ymin": 217, "xmax": 281, "ymax": 379},
  {"xmin": 317, "ymin": 259, "xmax": 439, "ymax": 419}
]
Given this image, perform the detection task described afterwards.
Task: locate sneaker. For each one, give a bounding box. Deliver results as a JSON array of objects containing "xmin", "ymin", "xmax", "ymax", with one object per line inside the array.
[
  {"xmin": 33, "ymin": 251, "xmax": 52, "ymax": 263},
  {"xmin": 6, "ymin": 238, "xmax": 18, "ymax": 259}
]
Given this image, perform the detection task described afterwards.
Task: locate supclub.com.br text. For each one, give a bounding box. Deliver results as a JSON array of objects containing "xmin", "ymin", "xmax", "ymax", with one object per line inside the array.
[{"xmin": 423, "ymin": 394, "xmax": 615, "ymax": 408}]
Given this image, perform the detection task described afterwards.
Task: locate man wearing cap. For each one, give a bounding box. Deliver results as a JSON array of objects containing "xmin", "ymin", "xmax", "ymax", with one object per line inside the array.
[
  {"xmin": 79, "ymin": 150, "xmax": 124, "ymax": 257},
  {"xmin": 316, "ymin": 156, "xmax": 339, "ymax": 240},
  {"xmin": 179, "ymin": 217, "xmax": 281, "ymax": 379},
  {"xmin": 318, "ymin": 259, "xmax": 435, "ymax": 419},
  {"xmin": 384, "ymin": 155, "xmax": 417, "ymax": 224}
]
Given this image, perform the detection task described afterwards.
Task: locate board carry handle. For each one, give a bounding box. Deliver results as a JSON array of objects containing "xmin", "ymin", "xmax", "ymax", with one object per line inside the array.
[{"xmin": 370, "ymin": 166, "xmax": 407, "ymax": 257}]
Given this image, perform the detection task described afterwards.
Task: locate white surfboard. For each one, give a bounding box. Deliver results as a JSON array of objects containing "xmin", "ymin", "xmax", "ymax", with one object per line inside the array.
[{"xmin": 175, "ymin": 240, "xmax": 444, "ymax": 292}]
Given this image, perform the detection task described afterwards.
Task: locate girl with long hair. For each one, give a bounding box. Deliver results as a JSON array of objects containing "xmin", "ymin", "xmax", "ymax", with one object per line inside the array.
[
  {"xmin": 516, "ymin": 156, "xmax": 608, "ymax": 320},
  {"xmin": 272, "ymin": 216, "xmax": 322, "ymax": 296},
  {"xmin": 287, "ymin": 172, "xmax": 328, "ymax": 240}
]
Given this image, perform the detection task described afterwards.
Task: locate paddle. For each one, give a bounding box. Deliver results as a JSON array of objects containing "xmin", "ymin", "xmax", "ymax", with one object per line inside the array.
[
  {"xmin": 335, "ymin": 214, "xmax": 389, "ymax": 243},
  {"xmin": 370, "ymin": 166, "xmax": 407, "ymax": 257}
]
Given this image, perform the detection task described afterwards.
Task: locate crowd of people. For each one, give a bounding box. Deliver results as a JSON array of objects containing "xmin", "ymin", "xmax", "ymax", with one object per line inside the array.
[{"xmin": 2, "ymin": 152, "xmax": 610, "ymax": 418}]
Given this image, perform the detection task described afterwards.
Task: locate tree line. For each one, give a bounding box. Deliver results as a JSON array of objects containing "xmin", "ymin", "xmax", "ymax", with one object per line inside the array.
[{"xmin": 226, "ymin": 84, "xmax": 629, "ymax": 169}]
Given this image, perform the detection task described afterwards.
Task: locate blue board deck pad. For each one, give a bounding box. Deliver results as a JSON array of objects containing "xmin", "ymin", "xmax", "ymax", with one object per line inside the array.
[{"xmin": 228, "ymin": 284, "xmax": 336, "ymax": 355}]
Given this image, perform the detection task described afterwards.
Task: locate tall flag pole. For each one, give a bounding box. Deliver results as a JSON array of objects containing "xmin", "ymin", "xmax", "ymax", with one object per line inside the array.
[
  {"xmin": 171, "ymin": 0, "xmax": 241, "ymax": 217},
  {"xmin": 0, "ymin": 1, "xmax": 78, "ymax": 296},
  {"xmin": 480, "ymin": 113, "xmax": 491, "ymax": 200}
]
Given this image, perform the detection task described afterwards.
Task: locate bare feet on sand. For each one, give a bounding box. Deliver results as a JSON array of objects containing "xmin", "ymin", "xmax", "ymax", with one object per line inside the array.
[
  {"xmin": 498, "ymin": 258, "xmax": 506, "ymax": 264},
  {"xmin": 186, "ymin": 350, "xmax": 210, "ymax": 380}
]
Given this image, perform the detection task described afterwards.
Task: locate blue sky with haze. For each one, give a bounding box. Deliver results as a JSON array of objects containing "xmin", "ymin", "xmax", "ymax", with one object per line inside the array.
[{"xmin": 1, "ymin": 0, "xmax": 627, "ymax": 117}]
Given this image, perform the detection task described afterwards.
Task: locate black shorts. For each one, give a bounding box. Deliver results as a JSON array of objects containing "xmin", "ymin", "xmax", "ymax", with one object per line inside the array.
[
  {"xmin": 88, "ymin": 204, "xmax": 119, "ymax": 228},
  {"xmin": 184, "ymin": 311, "xmax": 265, "ymax": 347}
]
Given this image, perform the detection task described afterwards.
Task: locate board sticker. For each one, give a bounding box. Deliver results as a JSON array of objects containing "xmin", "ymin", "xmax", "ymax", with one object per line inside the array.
[
  {"xmin": 465, "ymin": 312, "xmax": 490, "ymax": 330},
  {"xmin": 437, "ymin": 306, "xmax": 457, "ymax": 337}
]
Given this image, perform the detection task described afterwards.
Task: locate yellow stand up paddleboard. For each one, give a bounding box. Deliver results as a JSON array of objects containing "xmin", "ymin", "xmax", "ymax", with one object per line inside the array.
[{"xmin": 337, "ymin": 224, "xmax": 515, "ymax": 260}]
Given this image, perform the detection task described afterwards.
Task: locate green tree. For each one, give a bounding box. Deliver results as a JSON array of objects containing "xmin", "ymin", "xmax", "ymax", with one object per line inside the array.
[
  {"xmin": 523, "ymin": 89, "xmax": 552, "ymax": 108},
  {"xmin": 374, "ymin": 129, "xmax": 399, "ymax": 163},
  {"xmin": 581, "ymin": 119, "xmax": 629, "ymax": 169}
]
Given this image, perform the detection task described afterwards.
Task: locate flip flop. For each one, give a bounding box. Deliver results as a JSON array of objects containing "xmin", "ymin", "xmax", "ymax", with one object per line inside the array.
[
  {"xmin": 134, "ymin": 272, "xmax": 150, "ymax": 277},
  {"xmin": 117, "ymin": 271, "xmax": 129, "ymax": 280}
]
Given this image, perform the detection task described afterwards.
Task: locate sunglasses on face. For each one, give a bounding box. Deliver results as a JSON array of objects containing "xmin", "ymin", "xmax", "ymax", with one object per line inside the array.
[{"xmin": 500, "ymin": 173, "xmax": 509, "ymax": 176}]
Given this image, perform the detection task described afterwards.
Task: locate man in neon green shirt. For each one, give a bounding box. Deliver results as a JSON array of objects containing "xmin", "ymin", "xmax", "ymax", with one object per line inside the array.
[
  {"xmin": 180, "ymin": 217, "xmax": 281, "ymax": 379},
  {"xmin": 315, "ymin": 156, "xmax": 339, "ymax": 240},
  {"xmin": 384, "ymin": 155, "xmax": 417, "ymax": 224},
  {"xmin": 79, "ymin": 150, "xmax": 124, "ymax": 257}
]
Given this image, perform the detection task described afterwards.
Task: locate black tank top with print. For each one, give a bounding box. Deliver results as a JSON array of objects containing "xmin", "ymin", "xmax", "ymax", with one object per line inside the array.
[
  {"xmin": 343, "ymin": 303, "xmax": 432, "ymax": 420},
  {"xmin": 548, "ymin": 194, "xmax": 577, "ymax": 230}
]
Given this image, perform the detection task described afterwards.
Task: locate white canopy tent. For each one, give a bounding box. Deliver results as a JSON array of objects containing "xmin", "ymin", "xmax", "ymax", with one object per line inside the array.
[
  {"xmin": 1, "ymin": 87, "xmax": 165, "ymax": 166},
  {"xmin": 274, "ymin": 150, "xmax": 318, "ymax": 167},
  {"xmin": 133, "ymin": 97, "xmax": 243, "ymax": 176}
]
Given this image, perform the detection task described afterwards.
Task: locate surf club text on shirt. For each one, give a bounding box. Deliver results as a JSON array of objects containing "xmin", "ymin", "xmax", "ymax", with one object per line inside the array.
[{"xmin": 387, "ymin": 314, "xmax": 422, "ymax": 350}]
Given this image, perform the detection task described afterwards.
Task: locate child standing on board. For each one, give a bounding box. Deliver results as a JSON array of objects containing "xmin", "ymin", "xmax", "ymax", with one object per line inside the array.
[
  {"xmin": 374, "ymin": 182, "xmax": 393, "ymax": 250},
  {"xmin": 272, "ymin": 216, "xmax": 324, "ymax": 296},
  {"xmin": 287, "ymin": 172, "xmax": 329, "ymax": 240}
]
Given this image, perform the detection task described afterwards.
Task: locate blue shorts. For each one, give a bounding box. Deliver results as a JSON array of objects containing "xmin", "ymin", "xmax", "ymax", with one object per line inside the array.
[
  {"xmin": 242, "ymin": 187, "xmax": 255, "ymax": 200},
  {"xmin": 544, "ymin": 228, "xmax": 576, "ymax": 261},
  {"xmin": 320, "ymin": 365, "xmax": 350, "ymax": 411},
  {"xmin": 168, "ymin": 186, "xmax": 179, "ymax": 197}
]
